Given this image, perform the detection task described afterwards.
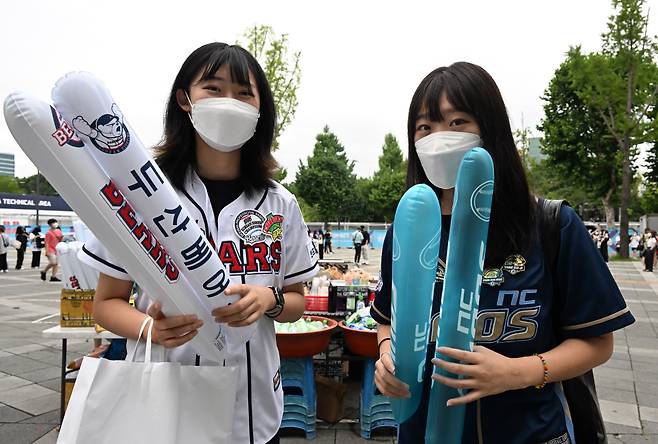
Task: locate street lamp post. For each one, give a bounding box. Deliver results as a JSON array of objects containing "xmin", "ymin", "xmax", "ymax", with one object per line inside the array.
[{"xmin": 35, "ymin": 172, "xmax": 40, "ymax": 228}]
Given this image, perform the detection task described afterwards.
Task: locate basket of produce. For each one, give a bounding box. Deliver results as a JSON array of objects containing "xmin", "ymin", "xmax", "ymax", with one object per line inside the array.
[
  {"xmin": 275, "ymin": 315, "xmax": 338, "ymax": 358},
  {"xmin": 339, "ymin": 307, "xmax": 378, "ymax": 358}
]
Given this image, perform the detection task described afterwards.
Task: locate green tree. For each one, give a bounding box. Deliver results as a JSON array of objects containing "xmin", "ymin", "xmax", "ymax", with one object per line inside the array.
[
  {"xmin": 294, "ymin": 126, "xmax": 357, "ymax": 222},
  {"xmin": 538, "ymin": 54, "xmax": 620, "ymax": 226},
  {"xmin": 527, "ymin": 158, "xmax": 606, "ymax": 221},
  {"xmin": 568, "ymin": 0, "xmax": 658, "ymax": 257},
  {"xmin": 640, "ymin": 181, "xmax": 658, "ymax": 214},
  {"xmin": 341, "ymin": 177, "xmax": 375, "ymax": 222},
  {"xmin": 16, "ymin": 174, "xmax": 58, "ymax": 195},
  {"xmin": 369, "ymin": 133, "xmax": 407, "ymax": 222},
  {"xmin": 0, "ymin": 176, "xmax": 21, "ymax": 194},
  {"xmin": 240, "ymin": 25, "xmax": 302, "ymax": 182},
  {"xmin": 513, "ymin": 125, "xmax": 532, "ymax": 173}
]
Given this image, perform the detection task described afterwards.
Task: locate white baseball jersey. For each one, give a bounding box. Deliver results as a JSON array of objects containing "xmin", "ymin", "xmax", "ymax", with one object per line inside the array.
[{"xmin": 79, "ymin": 169, "xmax": 319, "ymax": 443}]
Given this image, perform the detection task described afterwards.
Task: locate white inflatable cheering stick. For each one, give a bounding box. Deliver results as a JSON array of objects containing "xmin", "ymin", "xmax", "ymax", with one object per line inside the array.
[
  {"xmin": 5, "ymin": 92, "xmax": 228, "ymax": 362},
  {"xmin": 52, "ymin": 72, "xmax": 256, "ymax": 349}
]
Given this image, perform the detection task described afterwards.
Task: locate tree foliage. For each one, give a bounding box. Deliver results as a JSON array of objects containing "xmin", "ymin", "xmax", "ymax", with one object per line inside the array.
[
  {"xmin": 538, "ymin": 52, "xmax": 620, "ymax": 226},
  {"xmin": 0, "ymin": 174, "xmax": 58, "ymax": 195},
  {"xmin": 0, "ymin": 176, "xmax": 22, "ymax": 194},
  {"xmin": 570, "ymin": 0, "xmax": 657, "ymax": 256},
  {"xmin": 16, "ymin": 174, "xmax": 58, "ymax": 195},
  {"xmin": 294, "ymin": 126, "xmax": 357, "ymax": 222},
  {"xmin": 240, "ymin": 24, "xmax": 301, "ymax": 153},
  {"xmin": 368, "ymin": 134, "xmax": 407, "ymax": 222}
]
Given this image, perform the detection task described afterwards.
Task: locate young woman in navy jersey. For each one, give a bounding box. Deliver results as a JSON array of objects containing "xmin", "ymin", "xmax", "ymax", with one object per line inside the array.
[
  {"xmin": 81, "ymin": 43, "xmax": 318, "ymax": 444},
  {"xmin": 371, "ymin": 62, "xmax": 634, "ymax": 443}
]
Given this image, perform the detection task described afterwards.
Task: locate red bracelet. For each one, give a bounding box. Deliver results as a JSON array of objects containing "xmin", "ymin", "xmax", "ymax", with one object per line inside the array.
[{"xmin": 534, "ymin": 354, "xmax": 549, "ymax": 389}]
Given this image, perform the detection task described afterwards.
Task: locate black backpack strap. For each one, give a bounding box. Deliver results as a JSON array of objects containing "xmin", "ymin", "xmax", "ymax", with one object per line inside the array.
[{"xmin": 537, "ymin": 197, "xmax": 568, "ymax": 278}]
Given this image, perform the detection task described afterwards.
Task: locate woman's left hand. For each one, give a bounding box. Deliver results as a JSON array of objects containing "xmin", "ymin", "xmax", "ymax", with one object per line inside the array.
[
  {"xmin": 211, "ymin": 284, "xmax": 275, "ymax": 327},
  {"xmin": 431, "ymin": 345, "xmax": 533, "ymax": 406}
]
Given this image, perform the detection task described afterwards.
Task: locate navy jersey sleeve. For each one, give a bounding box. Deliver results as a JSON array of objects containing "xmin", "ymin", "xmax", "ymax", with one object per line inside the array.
[
  {"xmin": 554, "ymin": 206, "xmax": 635, "ymax": 339},
  {"xmin": 371, "ymin": 225, "xmax": 393, "ymax": 325}
]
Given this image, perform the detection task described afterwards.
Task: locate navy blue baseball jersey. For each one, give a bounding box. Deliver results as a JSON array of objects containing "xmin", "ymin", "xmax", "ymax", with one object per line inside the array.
[{"xmin": 371, "ymin": 207, "xmax": 634, "ymax": 444}]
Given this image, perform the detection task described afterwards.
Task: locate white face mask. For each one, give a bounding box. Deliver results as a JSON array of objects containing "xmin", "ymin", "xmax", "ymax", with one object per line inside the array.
[
  {"xmin": 186, "ymin": 93, "xmax": 259, "ymax": 152},
  {"xmin": 415, "ymin": 131, "xmax": 482, "ymax": 189}
]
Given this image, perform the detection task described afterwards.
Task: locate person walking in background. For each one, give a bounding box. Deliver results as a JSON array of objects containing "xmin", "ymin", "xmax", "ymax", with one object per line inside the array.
[
  {"xmin": 324, "ymin": 227, "xmax": 333, "ymax": 254},
  {"xmin": 0, "ymin": 225, "xmax": 8, "ymax": 273},
  {"xmin": 644, "ymin": 231, "xmax": 656, "ymax": 272},
  {"xmin": 352, "ymin": 227, "xmax": 364, "ymax": 264},
  {"xmin": 361, "ymin": 225, "xmax": 370, "ymax": 265},
  {"xmin": 41, "ymin": 218, "xmax": 62, "ymax": 282},
  {"xmin": 14, "ymin": 226, "xmax": 28, "ymax": 270},
  {"xmin": 630, "ymin": 233, "xmax": 640, "ymax": 257},
  {"xmin": 315, "ymin": 230, "xmax": 324, "ymax": 260},
  {"xmin": 597, "ymin": 228, "xmax": 609, "ymax": 263},
  {"xmin": 29, "ymin": 227, "xmax": 44, "ymax": 269},
  {"xmin": 641, "ymin": 228, "xmax": 652, "ymax": 271}
]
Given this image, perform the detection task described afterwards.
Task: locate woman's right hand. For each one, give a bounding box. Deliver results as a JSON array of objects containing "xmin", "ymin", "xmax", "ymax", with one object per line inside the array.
[
  {"xmin": 146, "ymin": 301, "xmax": 203, "ymax": 348},
  {"xmin": 374, "ymin": 352, "xmax": 411, "ymax": 398}
]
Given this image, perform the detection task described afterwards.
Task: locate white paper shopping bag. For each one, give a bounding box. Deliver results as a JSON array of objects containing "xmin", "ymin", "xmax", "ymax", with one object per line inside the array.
[{"xmin": 57, "ymin": 317, "xmax": 238, "ymax": 444}]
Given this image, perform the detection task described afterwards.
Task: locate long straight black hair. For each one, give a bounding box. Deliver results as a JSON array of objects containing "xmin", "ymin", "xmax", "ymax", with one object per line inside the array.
[
  {"xmin": 154, "ymin": 43, "xmax": 277, "ymax": 196},
  {"xmin": 407, "ymin": 62, "xmax": 535, "ymax": 268}
]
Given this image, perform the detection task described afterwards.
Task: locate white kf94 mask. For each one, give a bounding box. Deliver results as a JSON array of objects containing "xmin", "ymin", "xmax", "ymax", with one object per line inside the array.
[
  {"xmin": 186, "ymin": 93, "xmax": 260, "ymax": 152},
  {"xmin": 415, "ymin": 131, "xmax": 482, "ymax": 189}
]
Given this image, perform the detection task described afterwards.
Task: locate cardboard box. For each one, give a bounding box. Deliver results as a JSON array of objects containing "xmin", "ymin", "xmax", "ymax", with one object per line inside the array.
[
  {"xmin": 315, "ymin": 375, "xmax": 348, "ymax": 423},
  {"xmin": 64, "ymin": 371, "xmax": 78, "ymax": 412},
  {"xmin": 60, "ymin": 289, "xmax": 95, "ymax": 327}
]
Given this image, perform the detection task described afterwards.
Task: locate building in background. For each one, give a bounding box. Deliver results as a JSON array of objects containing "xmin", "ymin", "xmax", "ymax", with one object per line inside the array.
[{"xmin": 0, "ymin": 152, "xmax": 15, "ymax": 176}]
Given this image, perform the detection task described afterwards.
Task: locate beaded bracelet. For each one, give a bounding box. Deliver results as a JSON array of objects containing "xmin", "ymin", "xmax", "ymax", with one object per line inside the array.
[{"xmin": 534, "ymin": 354, "xmax": 549, "ymax": 389}]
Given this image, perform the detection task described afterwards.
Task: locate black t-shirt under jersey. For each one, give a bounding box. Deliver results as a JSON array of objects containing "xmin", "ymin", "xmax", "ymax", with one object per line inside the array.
[{"xmin": 199, "ymin": 176, "xmax": 244, "ymax": 221}]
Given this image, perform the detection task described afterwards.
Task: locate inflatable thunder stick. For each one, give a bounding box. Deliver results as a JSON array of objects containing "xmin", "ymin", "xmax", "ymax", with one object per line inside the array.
[
  {"xmin": 52, "ymin": 72, "xmax": 256, "ymax": 347},
  {"xmin": 425, "ymin": 148, "xmax": 494, "ymax": 444},
  {"xmin": 390, "ymin": 184, "xmax": 441, "ymax": 423},
  {"xmin": 3, "ymin": 93, "xmax": 225, "ymax": 361}
]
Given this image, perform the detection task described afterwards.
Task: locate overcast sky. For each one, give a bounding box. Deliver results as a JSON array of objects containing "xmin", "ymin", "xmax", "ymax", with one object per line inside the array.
[{"xmin": 1, "ymin": 1, "xmax": 656, "ymax": 180}]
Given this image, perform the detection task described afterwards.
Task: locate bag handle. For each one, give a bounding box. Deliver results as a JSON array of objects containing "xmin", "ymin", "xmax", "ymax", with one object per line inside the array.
[{"xmin": 129, "ymin": 316, "xmax": 154, "ymax": 363}]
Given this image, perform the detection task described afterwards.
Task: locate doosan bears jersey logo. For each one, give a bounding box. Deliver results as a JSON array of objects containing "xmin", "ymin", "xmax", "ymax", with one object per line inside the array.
[
  {"xmin": 234, "ymin": 210, "xmax": 267, "ymax": 244},
  {"xmin": 50, "ymin": 107, "xmax": 84, "ymax": 148},
  {"xmin": 235, "ymin": 210, "xmax": 285, "ymax": 244},
  {"xmin": 72, "ymin": 103, "xmax": 130, "ymax": 154}
]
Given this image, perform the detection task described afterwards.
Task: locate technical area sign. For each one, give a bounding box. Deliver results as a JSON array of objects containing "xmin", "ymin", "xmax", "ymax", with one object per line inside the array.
[{"xmin": 0, "ymin": 193, "xmax": 72, "ymax": 212}]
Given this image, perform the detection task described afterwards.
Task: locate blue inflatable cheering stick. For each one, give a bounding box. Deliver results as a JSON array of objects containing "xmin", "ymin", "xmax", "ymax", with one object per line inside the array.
[
  {"xmin": 390, "ymin": 184, "xmax": 442, "ymax": 424},
  {"xmin": 425, "ymin": 147, "xmax": 494, "ymax": 444}
]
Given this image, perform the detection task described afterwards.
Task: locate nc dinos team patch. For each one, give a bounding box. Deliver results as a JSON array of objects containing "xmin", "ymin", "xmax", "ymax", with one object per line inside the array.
[
  {"xmin": 502, "ymin": 254, "xmax": 526, "ymax": 275},
  {"xmin": 483, "ymin": 267, "xmax": 504, "ymax": 287}
]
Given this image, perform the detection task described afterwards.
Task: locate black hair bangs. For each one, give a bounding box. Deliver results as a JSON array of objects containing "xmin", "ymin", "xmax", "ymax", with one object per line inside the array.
[
  {"xmin": 413, "ymin": 66, "xmax": 477, "ymax": 125},
  {"xmin": 199, "ymin": 45, "xmax": 253, "ymax": 87}
]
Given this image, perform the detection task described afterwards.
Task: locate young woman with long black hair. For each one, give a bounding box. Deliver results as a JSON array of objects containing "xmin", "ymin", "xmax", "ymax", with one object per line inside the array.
[
  {"xmin": 371, "ymin": 62, "xmax": 634, "ymax": 443},
  {"xmin": 80, "ymin": 43, "xmax": 318, "ymax": 444}
]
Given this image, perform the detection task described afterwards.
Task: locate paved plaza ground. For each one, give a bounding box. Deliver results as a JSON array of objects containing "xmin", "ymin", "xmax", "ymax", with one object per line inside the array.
[{"xmin": 0, "ymin": 248, "xmax": 656, "ymax": 443}]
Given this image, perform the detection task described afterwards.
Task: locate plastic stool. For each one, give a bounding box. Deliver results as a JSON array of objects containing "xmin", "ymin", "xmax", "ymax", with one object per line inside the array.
[
  {"xmin": 280, "ymin": 357, "xmax": 316, "ymax": 440},
  {"xmin": 360, "ymin": 358, "xmax": 398, "ymax": 439}
]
